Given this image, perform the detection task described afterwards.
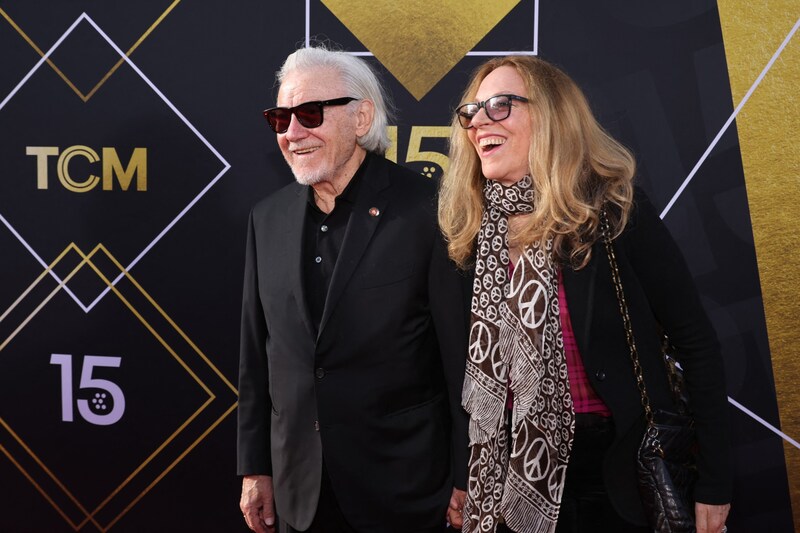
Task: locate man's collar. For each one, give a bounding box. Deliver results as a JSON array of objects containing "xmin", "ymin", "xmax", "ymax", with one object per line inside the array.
[{"xmin": 305, "ymin": 151, "xmax": 373, "ymax": 209}]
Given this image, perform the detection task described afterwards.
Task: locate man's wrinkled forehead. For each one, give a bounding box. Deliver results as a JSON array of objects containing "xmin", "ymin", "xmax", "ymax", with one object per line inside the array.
[{"xmin": 277, "ymin": 67, "xmax": 344, "ymax": 106}]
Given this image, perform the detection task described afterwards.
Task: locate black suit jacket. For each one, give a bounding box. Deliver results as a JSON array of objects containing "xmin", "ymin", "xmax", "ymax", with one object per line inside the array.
[
  {"xmin": 237, "ymin": 154, "xmax": 470, "ymax": 532},
  {"xmin": 561, "ymin": 189, "xmax": 732, "ymax": 524}
]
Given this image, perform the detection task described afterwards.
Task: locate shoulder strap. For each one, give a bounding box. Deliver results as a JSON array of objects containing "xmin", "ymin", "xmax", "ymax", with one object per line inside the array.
[{"xmin": 600, "ymin": 206, "xmax": 655, "ymax": 424}]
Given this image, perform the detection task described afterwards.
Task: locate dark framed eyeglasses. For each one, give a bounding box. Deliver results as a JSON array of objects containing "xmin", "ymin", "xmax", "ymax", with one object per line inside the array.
[
  {"xmin": 263, "ymin": 97, "xmax": 358, "ymax": 133},
  {"xmin": 455, "ymin": 94, "xmax": 529, "ymax": 129}
]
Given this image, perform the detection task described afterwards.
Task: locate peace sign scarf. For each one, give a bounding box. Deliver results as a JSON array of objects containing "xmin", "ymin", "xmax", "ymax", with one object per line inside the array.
[{"xmin": 462, "ymin": 175, "xmax": 575, "ymax": 533}]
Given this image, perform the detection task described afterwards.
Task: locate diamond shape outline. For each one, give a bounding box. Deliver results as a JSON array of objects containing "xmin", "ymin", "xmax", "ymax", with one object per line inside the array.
[
  {"xmin": 658, "ymin": 13, "xmax": 800, "ymax": 452},
  {"xmin": 0, "ymin": 1, "xmax": 181, "ymax": 102},
  {"xmin": 308, "ymin": 0, "xmax": 540, "ymax": 56},
  {"xmin": 0, "ymin": 242, "xmax": 238, "ymax": 532},
  {"xmin": 310, "ymin": 0, "xmax": 800, "ymax": 457},
  {"xmin": 0, "ymin": 13, "xmax": 231, "ymax": 313}
]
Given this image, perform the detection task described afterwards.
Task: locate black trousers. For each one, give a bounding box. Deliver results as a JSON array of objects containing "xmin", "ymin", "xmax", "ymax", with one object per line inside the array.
[
  {"xmin": 280, "ymin": 464, "xmax": 354, "ymax": 533},
  {"xmin": 555, "ymin": 414, "xmax": 649, "ymax": 533},
  {"xmin": 498, "ymin": 414, "xmax": 649, "ymax": 533},
  {"xmin": 280, "ymin": 464, "xmax": 448, "ymax": 533}
]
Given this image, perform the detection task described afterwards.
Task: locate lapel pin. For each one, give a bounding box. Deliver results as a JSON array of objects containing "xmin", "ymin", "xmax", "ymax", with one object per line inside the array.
[{"xmin": 368, "ymin": 207, "xmax": 380, "ymax": 217}]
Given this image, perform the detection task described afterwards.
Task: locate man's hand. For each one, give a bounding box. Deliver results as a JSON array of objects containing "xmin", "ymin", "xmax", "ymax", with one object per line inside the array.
[
  {"xmin": 241, "ymin": 475, "xmax": 276, "ymax": 533},
  {"xmin": 695, "ymin": 502, "xmax": 730, "ymax": 533},
  {"xmin": 447, "ymin": 487, "xmax": 466, "ymax": 530}
]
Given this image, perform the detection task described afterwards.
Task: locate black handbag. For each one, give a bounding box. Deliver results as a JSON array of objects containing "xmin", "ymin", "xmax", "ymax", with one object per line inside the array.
[{"xmin": 601, "ymin": 208, "xmax": 698, "ymax": 533}]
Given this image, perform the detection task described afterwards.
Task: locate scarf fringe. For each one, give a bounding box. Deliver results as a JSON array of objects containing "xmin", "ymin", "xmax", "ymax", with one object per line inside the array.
[
  {"xmin": 500, "ymin": 318, "xmax": 542, "ymax": 429},
  {"xmin": 509, "ymin": 342, "xmax": 538, "ymax": 395},
  {"xmin": 502, "ymin": 507, "xmax": 558, "ymax": 533},
  {"xmin": 501, "ymin": 486, "xmax": 559, "ymax": 533},
  {"xmin": 463, "ymin": 370, "xmax": 506, "ymax": 444}
]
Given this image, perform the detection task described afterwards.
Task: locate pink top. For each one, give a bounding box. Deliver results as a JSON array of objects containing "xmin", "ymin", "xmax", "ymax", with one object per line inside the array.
[
  {"xmin": 505, "ymin": 263, "xmax": 611, "ymax": 416},
  {"xmin": 558, "ymin": 269, "xmax": 611, "ymax": 416}
]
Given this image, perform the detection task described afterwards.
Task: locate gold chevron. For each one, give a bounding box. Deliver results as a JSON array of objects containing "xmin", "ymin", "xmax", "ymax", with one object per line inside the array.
[
  {"xmin": 0, "ymin": 243, "xmax": 237, "ymax": 531},
  {"xmin": 321, "ymin": 0, "xmax": 521, "ymax": 100},
  {"xmin": 0, "ymin": 1, "xmax": 180, "ymax": 103}
]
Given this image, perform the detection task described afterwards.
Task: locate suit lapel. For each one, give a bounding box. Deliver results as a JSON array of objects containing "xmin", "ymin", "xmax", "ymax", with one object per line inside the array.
[
  {"xmin": 285, "ymin": 183, "xmax": 316, "ymax": 338},
  {"xmin": 318, "ymin": 156, "xmax": 390, "ymax": 337}
]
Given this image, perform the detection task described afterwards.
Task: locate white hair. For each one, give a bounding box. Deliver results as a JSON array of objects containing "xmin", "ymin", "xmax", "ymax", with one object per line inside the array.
[{"xmin": 277, "ymin": 44, "xmax": 394, "ymax": 154}]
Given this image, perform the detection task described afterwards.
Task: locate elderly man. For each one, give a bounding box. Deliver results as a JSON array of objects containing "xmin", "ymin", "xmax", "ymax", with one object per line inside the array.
[{"xmin": 237, "ymin": 45, "xmax": 469, "ymax": 533}]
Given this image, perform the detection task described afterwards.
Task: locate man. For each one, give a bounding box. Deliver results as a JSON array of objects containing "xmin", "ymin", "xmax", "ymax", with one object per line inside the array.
[{"xmin": 237, "ymin": 45, "xmax": 469, "ymax": 533}]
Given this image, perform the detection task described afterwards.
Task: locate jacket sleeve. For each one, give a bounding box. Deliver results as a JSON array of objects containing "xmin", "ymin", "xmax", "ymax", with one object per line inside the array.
[
  {"xmin": 237, "ymin": 208, "xmax": 273, "ymax": 476},
  {"xmin": 428, "ymin": 219, "xmax": 471, "ymax": 490},
  {"xmin": 621, "ymin": 189, "xmax": 732, "ymax": 504}
]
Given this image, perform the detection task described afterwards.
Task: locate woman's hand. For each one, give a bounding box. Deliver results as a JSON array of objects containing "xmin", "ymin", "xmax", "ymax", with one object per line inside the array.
[
  {"xmin": 695, "ymin": 502, "xmax": 730, "ymax": 533},
  {"xmin": 447, "ymin": 487, "xmax": 466, "ymax": 529}
]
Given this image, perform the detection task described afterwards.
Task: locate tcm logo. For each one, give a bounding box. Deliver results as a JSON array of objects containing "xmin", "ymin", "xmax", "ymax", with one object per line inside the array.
[{"xmin": 26, "ymin": 145, "xmax": 147, "ymax": 192}]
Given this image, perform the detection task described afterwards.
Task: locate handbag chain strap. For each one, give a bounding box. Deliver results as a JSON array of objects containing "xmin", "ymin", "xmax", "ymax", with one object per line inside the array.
[{"xmin": 600, "ymin": 206, "xmax": 655, "ymax": 426}]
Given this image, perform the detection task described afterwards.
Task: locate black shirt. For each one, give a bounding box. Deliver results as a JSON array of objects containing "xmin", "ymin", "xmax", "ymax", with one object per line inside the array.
[{"xmin": 302, "ymin": 153, "xmax": 370, "ymax": 333}]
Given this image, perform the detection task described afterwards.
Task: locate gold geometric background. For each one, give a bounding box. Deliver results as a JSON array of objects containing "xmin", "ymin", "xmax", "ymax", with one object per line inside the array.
[
  {"xmin": 321, "ymin": 0, "xmax": 521, "ymax": 99},
  {"xmin": 0, "ymin": 2, "xmax": 180, "ymax": 102},
  {"xmin": 0, "ymin": 1, "xmax": 795, "ymax": 529},
  {"xmin": 0, "ymin": 4, "xmax": 237, "ymax": 530},
  {"xmin": 718, "ymin": 1, "xmax": 799, "ymax": 525}
]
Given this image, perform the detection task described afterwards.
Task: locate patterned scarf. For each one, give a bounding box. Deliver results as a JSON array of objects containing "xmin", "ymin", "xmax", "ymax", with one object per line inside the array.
[{"xmin": 462, "ymin": 175, "xmax": 575, "ymax": 533}]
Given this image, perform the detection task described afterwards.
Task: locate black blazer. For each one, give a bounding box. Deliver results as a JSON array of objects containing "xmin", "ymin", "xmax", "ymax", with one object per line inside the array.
[
  {"xmin": 237, "ymin": 154, "xmax": 470, "ymax": 532},
  {"xmin": 562, "ymin": 189, "xmax": 732, "ymax": 524}
]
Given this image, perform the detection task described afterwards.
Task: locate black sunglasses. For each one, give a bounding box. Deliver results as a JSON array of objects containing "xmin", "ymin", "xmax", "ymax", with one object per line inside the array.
[
  {"xmin": 263, "ymin": 97, "xmax": 358, "ymax": 133},
  {"xmin": 455, "ymin": 94, "xmax": 529, "ymax": 129}
]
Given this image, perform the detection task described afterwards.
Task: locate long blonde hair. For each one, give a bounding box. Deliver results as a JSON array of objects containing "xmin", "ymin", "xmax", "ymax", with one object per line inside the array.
[{"xmin": 439, "ymin": 56, "xmax": 635, "ymax": 269}]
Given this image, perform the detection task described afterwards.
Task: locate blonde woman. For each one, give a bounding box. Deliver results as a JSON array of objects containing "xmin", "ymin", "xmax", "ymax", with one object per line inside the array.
[{"xmin": 439, "ymin": 56, "xmax": 731, "ymax": 533}]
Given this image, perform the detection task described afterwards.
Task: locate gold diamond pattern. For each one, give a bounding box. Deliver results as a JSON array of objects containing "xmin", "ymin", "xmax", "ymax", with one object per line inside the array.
[
  {"xmin": 321, "ymin": 0, "xmax": 520, "ymax": 100},
  {"xmin": 0, "ymin": 243, "xmax": 237, "ymax": 531},
  {"xmin": 0, "ymin": 1, "xmax": 180, "ymax": 102}
]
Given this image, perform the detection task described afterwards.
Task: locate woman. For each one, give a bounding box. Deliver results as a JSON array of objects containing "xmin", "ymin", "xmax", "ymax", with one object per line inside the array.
[{"xmin": 439, "ymin": 56, "xmax": 731, "ymax": 533}]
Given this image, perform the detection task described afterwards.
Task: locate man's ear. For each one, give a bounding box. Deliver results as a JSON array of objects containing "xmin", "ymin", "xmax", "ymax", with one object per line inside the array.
[{"xmin": 355, "ymin": 99, "xmax": 374, "ymax": 137}]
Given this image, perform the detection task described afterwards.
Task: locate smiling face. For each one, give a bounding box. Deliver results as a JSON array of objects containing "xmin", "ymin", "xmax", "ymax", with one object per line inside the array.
[
  {"xmin": 466, "ymin": 65, "xmax": 533, "ymax": 186},
  {"xmin": 276, "ymin": 67, "xmax": 370, "ymax": 186}
]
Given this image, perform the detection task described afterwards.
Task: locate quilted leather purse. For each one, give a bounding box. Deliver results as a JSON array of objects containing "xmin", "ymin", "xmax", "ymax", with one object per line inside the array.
[{"xmin": 601, "ymin": 208, "xmax": 698, "ymax": 533}]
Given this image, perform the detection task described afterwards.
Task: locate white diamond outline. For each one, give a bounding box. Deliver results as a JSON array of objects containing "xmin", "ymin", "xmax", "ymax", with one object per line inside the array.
[
  {"xmin": 304, "ymin": 0, "xmax": 800, "ymax": 452},
  {"xmin": 660, "ymin": 15, "xmax": 800, "ymax": 219},
  {"xmin": 657, "ymin": 15, "xmax": 800, "ymax": 451},
  {"xmin": 0, "ymin": 13, "xmax": 232, "ymax": 313},
  {"xmin": 306, "ymin": 0, "xmax": 539, "ymax": 57},
  {"xmin": 5, "ymin": 0, "xmax": 794, "ymax": 462}
]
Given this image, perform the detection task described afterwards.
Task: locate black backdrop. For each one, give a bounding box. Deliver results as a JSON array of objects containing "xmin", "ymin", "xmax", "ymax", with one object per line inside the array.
[{"xmin": 0, "ymin": 1, "xmax": 793, "ymax": 531}]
